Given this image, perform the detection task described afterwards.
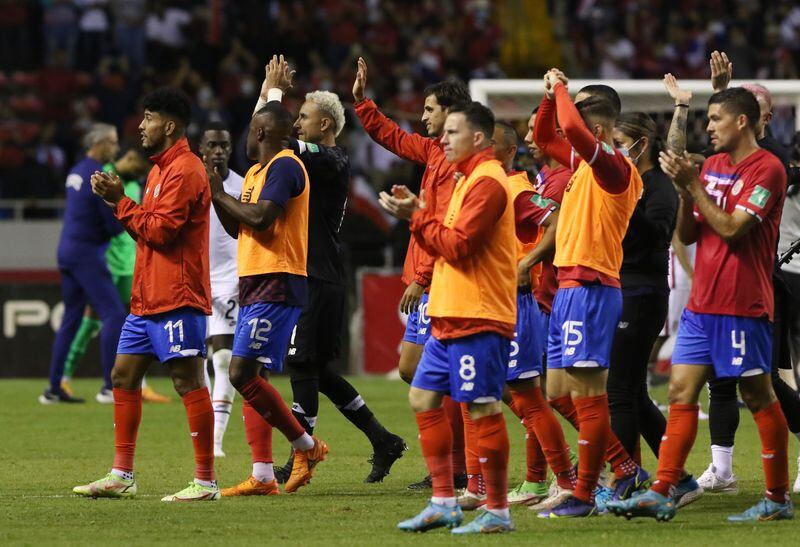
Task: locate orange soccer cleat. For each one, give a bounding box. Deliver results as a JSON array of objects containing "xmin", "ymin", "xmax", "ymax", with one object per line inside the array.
[
  {"xmin": 285, "ymin": 437, "xmax": 329, "ymax": 493},
  {"xmin": 220, "ymin": 476, "xmax": 280, "ymax": 497},
  {"xmin": 142, "ymin": 386, "xmax": 172, "ymax": 403}
]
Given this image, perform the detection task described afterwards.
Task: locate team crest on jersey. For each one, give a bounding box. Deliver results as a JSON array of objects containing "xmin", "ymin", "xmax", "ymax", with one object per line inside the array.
[
  {"xmin": 731, "ymin": 179, "xmax": 744, "ymax": 196},
  {"xmin": 748, "ymin": 185, "xmax": 771, "ymax": 208}
]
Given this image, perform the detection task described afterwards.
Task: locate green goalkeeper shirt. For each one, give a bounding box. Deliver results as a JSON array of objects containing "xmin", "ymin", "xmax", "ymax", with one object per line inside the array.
[{"xmin": 103, "ymin": 163, "xmax": 141, "ymax": 277}]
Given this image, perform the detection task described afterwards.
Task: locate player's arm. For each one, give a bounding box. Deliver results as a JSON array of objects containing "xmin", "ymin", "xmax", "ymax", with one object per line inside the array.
[
  {"xmin": 353, "ymin": 57, "xmax": 434, "ymax": 165},
  {"xmin": 532, "ymin": 94, "xmax": 573, "ymax": 168},
  {"xmin": 663, "ymin": 73, "xmax": 691, "ymax": 155},
  {"xmin": 552, "ymin": 81, "xmax": 631, "ymax": 193},
  {"xmin": 409, "ymin": 177, "xmax": 506, "ymax": 262}
]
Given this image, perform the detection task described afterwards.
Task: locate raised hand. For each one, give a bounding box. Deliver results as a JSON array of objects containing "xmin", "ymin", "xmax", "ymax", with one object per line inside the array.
[
  {"xmin": 262, "ymin": 54, "xmax": 295, "ymax": 98},
  {"xmin": 663, "ymin": 73, "xmax": 692, "ymax": 105},
  {"xmin": 710, "ymin": 50, "xmax": 732, "ymax": 92},
  {"xmin": 353, "ymin": 57, "xmax": 367, "ymax": 103}
]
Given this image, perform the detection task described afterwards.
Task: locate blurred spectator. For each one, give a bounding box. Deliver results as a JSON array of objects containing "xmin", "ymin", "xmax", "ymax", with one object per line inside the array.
[
  {"xmin": 112, "ymin": 0, "xmax": 148, "ymax": 70},
  {"xmin": 76, "ymin": 0, "xmax": 111, "ymax": 72}
]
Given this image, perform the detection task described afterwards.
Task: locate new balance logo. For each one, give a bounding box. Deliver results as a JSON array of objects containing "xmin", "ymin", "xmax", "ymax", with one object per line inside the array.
[
  {"xmin": 460, "ymin": 382, "xmax": 474, "ymax": 392},
  {"xmin": 731, "ymin": 357, "xmax": 743, "ymax": 366},
  {"xmin": 762, "ymin": 453, "xmax": 775, "ymax": 459},
  {"xmin": 249, "ymin": 342, "xmax": 262, "ymax": 350},
  {"xmin": 169, "ymin": 344, "xmax": 182, "ymax": 353},
  {"xmin": 565, "ymin": 347, "xmax": 576, "ymax": 356},
  {"xmin": 190, "ymin": 432, "xmax": 198, "ymax": 437},
  {"xmin": 288, "ymin": 348, "xmax": 297, "ymax": 356}
]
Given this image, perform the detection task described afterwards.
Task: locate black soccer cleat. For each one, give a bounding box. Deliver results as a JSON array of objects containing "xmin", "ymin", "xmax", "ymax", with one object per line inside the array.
[
  {"xmin": 453, "ymin": 471, "xmax": 468, "ymax": 490},
  {"xmin": 38, "ymin": 387, "xmax": 85, "ymax": 404},
  {"xmin": 407, "ymin": 472, "xmax": 469, "ymax": 490},
  {"xmin": 365, "ymin": 434, "xmax": 408, "ymax": 483},
  {"xmin": 274, "ymin": 450, "xmax": 294, "ymax": 485}
]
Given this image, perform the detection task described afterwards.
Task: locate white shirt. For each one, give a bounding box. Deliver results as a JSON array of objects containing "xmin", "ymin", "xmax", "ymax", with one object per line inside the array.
[
  {"xmin": 779, "ymin": 192, "xmax": 800, "ymax": 274},
  {"xmin": 209, "ymin": 170, "xmax": 243, "ymax": 297}
]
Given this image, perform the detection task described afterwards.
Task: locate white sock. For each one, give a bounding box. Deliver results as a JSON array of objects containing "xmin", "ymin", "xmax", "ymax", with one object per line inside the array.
[
  {"xmin": 194, "ymin": 478, "xmax": 217, "ymax": 488},
  {"xmin": 203, "ymin": 362, "xmax": 212, "ymax": 395},
  {"xmin": 141, "ymin": 376, "xmax": 148, "ymax": 389},
  {"xmin": 431, "ymin": 496, "xmax": 457, "ymax": 507},
  {"xmin": 486, "ymin": 507, "xmax": 510, "ymax": 519},
  {"xmin": 291, "ymin": 432, "xmax": 315, "ymax": 451},
  {"xmin": 111, "ymin": 468, "xmax": 134, "ymax": 481},
  {"xmin": 711, "ymin": 444, "xmax": 734, "ymax": 479},
  {"xmin": 211, "ymin": 349, "xmax": 235, "ymax": 446},
  {"xmin": 252, "ymin": 462, "xmax": 274, "ymax": 483}
]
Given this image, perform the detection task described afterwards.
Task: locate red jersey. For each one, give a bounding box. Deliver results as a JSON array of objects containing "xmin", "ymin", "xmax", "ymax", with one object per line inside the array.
[
  {"xmin": 355, "ymin": 98, "xmax": 455, "ymax": 288},
  {"xmin": 533, "ymin": 164, "xmax": 572, "ymax": 314},
  {"xmin": 115, "ymin": 138, "xmax": 211, "ymax": 316},
  {"xmin": 689, "ymin": 149, "xmax": 786, "ymax": 319}
]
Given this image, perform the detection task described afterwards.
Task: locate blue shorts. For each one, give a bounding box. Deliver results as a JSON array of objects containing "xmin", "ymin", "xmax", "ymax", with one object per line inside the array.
[
  {"xmin": 672, "ymin": 309, "xmax": 772, "ymax": 378},
  {"xmin": 402, "ymin": 292, "xmax": 431, "ymax": 345},
  {"xmin": 233, "ymin": 302, "xmax": 302, "ymax": 371},
  {"xmin": 117, "ymin": 307, "xmax": 207, "ymax": 363},
  {"xmin": 412, "ymin": 332, "xmax": 510, "ymax": 403},
  {"xmin": 547, "ymin": 285, "xmax": 621, "ymax": 370},
  {"xmin": 507, "ymin": 293, "xmax": 544, "ymax": 382}
]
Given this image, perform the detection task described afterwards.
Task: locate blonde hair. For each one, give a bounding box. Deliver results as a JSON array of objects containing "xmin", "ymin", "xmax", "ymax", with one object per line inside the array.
[{"xmin": 305, "ymin": 91, "xmax": 346, "ymax": 137}]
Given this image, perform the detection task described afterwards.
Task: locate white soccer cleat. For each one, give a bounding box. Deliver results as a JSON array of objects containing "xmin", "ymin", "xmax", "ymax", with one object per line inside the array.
[
  {"xmin": 96, "ymin": 389, "xmax": 114, "ymax": 404},
  {"xmin": 528, "ymin": 485, "xmax": 573, "ymax": 512},
  {"xmin": 214, "ymin": 446, "xmax": 226, "ymax": 458},
  {"xmin": 456, "ymin": 489, "xmax": 486, "ymax": 511},
  {"xmin": 697, "ymin": 463, "xmax": 739, "ymax": 494}
]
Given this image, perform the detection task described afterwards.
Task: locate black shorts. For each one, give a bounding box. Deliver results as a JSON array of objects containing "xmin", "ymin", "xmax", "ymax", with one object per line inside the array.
[{"xmin": 286, "ymin": 277, "xmax": 346, "ymax": 364}]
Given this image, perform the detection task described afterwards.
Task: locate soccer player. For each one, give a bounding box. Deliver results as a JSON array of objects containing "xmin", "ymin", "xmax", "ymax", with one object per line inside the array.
[
  {"xmin": 381, "ymin": 102, "xmax": 516, "ymax": 534},
  {"xmin": 607, "ymin": 87, "xmax": 793, "ymax": 522},
  {"xmin": 74, "ymin": 88, "xmax": 218, "ymax": 501},
  {"xmin": 211, "ymin": 101, "xmax": 327, "ymax": 496},
  {"xmin": 250, "ymin": 57, "xmax": 406, "ymax": 485},
  {"xmin": 59, "ymin": 150, "xmax": 172, "ymax": 404},
  {"xmin": 354, "ymin": 56, "xmax": 469, "ymax": 490},
  {"xmin": 40, "ymin": 123, "xmax": 127, "ymax": 405},
  {"xmin": 494, "ymin": 121, "xmax": 576, "ymax": 508},
  {"xmin": 532, "ymin": 70, "xmax": 645, "ymax": 517},
  {"xmin": 199, "ymin": 122, "xmax": 244, "ymax": 458}
]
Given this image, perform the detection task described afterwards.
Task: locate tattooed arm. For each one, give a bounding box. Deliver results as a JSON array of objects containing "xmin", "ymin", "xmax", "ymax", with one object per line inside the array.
[{"xmin": 663, "ymin": 73, "xmax": 692, "ymax": 155}]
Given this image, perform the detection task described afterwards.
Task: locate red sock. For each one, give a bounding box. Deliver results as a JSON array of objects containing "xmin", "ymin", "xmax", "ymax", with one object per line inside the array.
[
  {"xmin": 444, "ymin": 396, "xmax": 466, "ymax": 474},
  {"xmin": 182, "ymin": 387, "xmax": 215, "ymax": 482},
  {"xmin": 461, "ymin": 403, "xmax": 483, "ymax": 493},
  {"xmin": 606, "ymin": 426, "xmax": 638, "ymax": 478},
  {"xmin": 243, "ymin": 400, "xmax": 273, "ymax": 464},
  {"xmin": 475, "ymin": 413, "xmax": 510, "ymax": 510},
  {"xmin": 549, "ymin": 394, "xmax": 580, "ymax": 430},
  {"xmin": 416, "ymin": 408, "xmax": 454, "ymax": 498},
  {"xmin": 526, "ymin": 429, "xmax": 548, "ymax": 483},
  {"xmin": 753, "ymin": 401, "xmax": 789, "ymax": 503},
  {"xmin": 572, "ymin": 395, "xmax": 611, "ymax": 503},
  {"xmin": 512, "ymin": 388, "xmax": 572, "ymax": 488},
  {"xmin": 653, "ymin": 404, "xmax": 698, "ymax": 497},
  {"xmin": 112, "ymin": 388, "xmax": 142, "ymax": 472},
  {"xmin": 239, "ymin": 376, "xmax": 305, "ymax": 442},
  {"xmin": 507, "ymin": 397, "xmax": 522, "ymax": 420}
]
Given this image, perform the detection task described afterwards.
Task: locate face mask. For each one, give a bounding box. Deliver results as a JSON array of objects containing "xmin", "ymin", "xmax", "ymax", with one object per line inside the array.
[{"xmin": 619, "ymin": 137, "xmax": 644, "ymax": 163}]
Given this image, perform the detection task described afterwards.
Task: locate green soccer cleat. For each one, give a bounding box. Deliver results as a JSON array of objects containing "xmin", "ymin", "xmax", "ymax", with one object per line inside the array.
[
  {"xmin": 727, "ymin": 497, "xmax": 794, "ymax": 522},
  {"xmin": 161, "ymin": 481, "xmax": 220, "ymax": 502},
  {"xmin": 508, "ymin": 480, "xmax": 549, "ymax": 506},
  {"xmin": 73, "ymin": 473, "xmax": 137, "ymax": 499}
]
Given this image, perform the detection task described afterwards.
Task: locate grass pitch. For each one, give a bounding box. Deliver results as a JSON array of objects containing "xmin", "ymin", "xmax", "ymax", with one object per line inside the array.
[{"xmin": 1, "ymin": 377, "xmax": 797, "ymax": 545}]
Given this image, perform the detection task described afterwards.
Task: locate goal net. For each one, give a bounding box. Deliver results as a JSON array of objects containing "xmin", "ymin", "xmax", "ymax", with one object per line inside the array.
[{"xmin": 470, "ymin": 79, "xmax": 800, "ymax": 152}]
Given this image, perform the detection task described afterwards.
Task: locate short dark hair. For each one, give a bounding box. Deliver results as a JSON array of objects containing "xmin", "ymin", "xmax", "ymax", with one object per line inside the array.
[
  {"xmin": 142, "ymin": 87, "xmax": 192, "ymax": 127},
  {"xmin": 449, "ymin": 101, "xmax": 495, "ymax": 139},
  {"xmin": 708, "ymin": 87, "xmax": 761, "ymax": 133},
  {"xmin": 577, "ymin": 84, "xmax": 621, "ymax": 116},
  {"xmin": 576, "ymin": 96, "xmax": 617, "ymax": 126},
  {"xmin": 202, "ymin": 121, "xmax": 230, "ymax": 135},
  {"xmin": 423, "ymin": 80, "xmax": 471, "ymax": 110},
  {"xmin": 254, "ymin": 101, "xmax": 294, "ymax": 137},
  {"xmin": 494, "ymin": 121, "xmax": 520, "ymax": 148}
]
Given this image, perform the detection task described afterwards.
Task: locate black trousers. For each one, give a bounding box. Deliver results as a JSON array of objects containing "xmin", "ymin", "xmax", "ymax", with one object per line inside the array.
[{"xmin": 608, "ymin": 291, "xmax": 669, "ymax": 458}]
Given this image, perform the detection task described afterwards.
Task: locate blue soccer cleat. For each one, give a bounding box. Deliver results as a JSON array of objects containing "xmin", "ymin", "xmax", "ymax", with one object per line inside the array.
[
  {"xmin": 594, "ymin": 485, "xmax": 614, "ymax": 513},
  {"xmin": 540, "ymin": 495, "xmax": 597, "ymax": 518},
  {"xmin": 451, "ymin": 509, "xmax": 514, "ymax": 534},
  {"xmin": 397, "ymin": 502, "xmax": 463, "ymax": 532},
  {"xmin": 612, "ymin": 465, "xmax": 651, "ymax": 501},
  {"xmin": 727, "ymin": 497, "xmax": 794, "ymax": 522},
  {"xmin": 674, "ymin": 475, "xmax": 703, "ymax": 508},
  {"xmin": 605, "ymin": 489, "xmax": 676, "ymax": 521}
]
